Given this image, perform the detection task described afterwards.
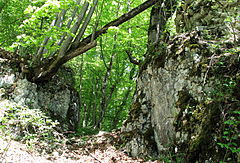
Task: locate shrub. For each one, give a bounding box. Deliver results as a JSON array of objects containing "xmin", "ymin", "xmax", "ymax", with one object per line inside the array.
[{"xmin": 0, "ymin": 101, "xmax": 66, "ymax": 153}]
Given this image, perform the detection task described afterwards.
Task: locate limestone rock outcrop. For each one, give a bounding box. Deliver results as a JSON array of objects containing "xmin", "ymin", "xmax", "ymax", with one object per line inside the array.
[
  {"xmin": 121, "ymin": 0, "xmax": 239, "ymax": 162},
  {"xmin": 0, "ymin": 59, "xmax": 79, "ymax": 131}
]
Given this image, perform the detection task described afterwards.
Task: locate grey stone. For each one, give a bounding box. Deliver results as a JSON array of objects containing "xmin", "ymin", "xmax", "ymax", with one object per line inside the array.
[
  {"xmin": 0, "ymin": 61, "xmax": 80, "ymax": 131},
  {"xmin": 0, "ymin": 74, "xmax": 15, "ymax": 88}
]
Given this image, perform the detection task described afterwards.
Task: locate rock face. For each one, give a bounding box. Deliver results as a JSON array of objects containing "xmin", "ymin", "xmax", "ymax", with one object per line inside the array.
[
  {"xmin": 121, "ymin": 0, "xmax": 239, "ymax": 162},
  {"xmin": 122, "ymin": 31, "xmax": 213, "ymax": 158},
  {"xmin": 0, "ymin": 59, "xmax": 79, "ymax": 131}
]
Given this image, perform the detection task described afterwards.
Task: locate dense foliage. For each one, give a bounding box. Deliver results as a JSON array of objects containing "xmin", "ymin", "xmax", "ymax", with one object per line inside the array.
[
  {"xmin": 0, "ymin": 0, "xmax": 32, "ymax": 47},
  {"xmin": 70, "ymin": 0, "xmax": 150, "ymax": 130},
  {"xmin": 0, "ymin": 0, "xmax": 151, "ymax": 131}
]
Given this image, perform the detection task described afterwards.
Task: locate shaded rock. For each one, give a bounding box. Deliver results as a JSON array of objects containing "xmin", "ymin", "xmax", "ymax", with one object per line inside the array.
[
  {"xmin": 0, "ymin": 61, "xmax": 80, "ymax": 131},
  {"xmin": 121, "ymin": 0, "xmax": 239, "ymax": 162}
]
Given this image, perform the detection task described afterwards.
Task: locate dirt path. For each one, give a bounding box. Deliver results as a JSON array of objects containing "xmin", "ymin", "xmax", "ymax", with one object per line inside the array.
[{"xmin": 0, "ymin": 132, "xmax": 159, "ymax": 163}]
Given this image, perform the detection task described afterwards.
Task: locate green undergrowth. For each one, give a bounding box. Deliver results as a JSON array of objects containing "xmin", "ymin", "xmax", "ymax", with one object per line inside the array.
[
  {"xmin": 213, "ymin": 78, "xmax": 240, "ymax": 162},
  {"xmin": 217, "ymin": 110, "xmax": 240, "ymax": 162},
  {"xmin": 159, "ymin": 153, "xmax": 185, "ymax": 163},
  {"xmin": 74, "ymin": 126, "xmax": 99, "ymax": 137},
  {"xmin": 0, "ymin": 100, "xmax": 66, "ymax": 154},
  {"xmin": 211, "ymin": 61, "xmax": 240, "ymax": 161}
]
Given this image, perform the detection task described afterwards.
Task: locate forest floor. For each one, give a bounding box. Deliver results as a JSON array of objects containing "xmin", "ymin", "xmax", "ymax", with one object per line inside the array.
[{"xmin": 0, "ymin": 131, "xmax": 159, "ymax": 163}]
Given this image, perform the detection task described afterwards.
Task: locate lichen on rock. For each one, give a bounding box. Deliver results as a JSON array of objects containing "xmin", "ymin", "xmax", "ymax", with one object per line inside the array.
[{"xmin": 121, "ymin": 0, "xmax": 240, "ymax": 161}]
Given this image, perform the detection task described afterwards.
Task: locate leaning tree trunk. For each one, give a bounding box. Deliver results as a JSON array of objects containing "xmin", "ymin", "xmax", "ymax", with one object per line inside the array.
[
  {"xmin": 1, "ymin": 0, "xmax": 159, "ymax": 84},
  {"xmin": 24, "ymin": 0, "xmax": 159, "ymax": 83},
  {"xmin": 121, "ymin": 0, "xmax": 239, "ymax": 162},
  {"xmin": 0, "ymin": 1, "xmax": 159, "ymax": 83}
]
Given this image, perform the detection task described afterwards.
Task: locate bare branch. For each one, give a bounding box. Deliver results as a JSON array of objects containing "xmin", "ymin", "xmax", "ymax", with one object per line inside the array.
[
  {"xmin": 50, "ymin": 0, "xmax": 82, "ymax": 57},
  {"xmin": 100, "ymin": 38, "xmax": 109, "ymax": 69},
  {"xmin": 58, "ymin": 1, "xmax": 89, "ymax": 58},
  {"xmin": 57, "ymin": 0, "xmax": 82, "ymax": 46},
  {"xmin": 35, "ymin": 9, "xmax": 67, "ymax": 62},
  {"xmin": 55, "ymin": 9, "xmax": 67, "ymax": 28},
  {"xmin": 69, "ymin": 0, "xmax": 157, "ymax": 51},
  {"xmin": 126, "ymin": 50, "xmax": 140, "ymax": 65},
  {"xmin": 64, "ymin": 40, "xmax": 97, "ymax": 61},
  {"xmin": 73, "ymin": 0, "xmax": 98, "ymax": 46}
]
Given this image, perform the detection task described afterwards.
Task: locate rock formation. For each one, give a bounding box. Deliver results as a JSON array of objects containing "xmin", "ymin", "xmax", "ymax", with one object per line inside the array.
[
  {"xmin": 121, "ymin": 0, "xmax": 239, "ymax": 162},
  {"xmin": 0, "ymin": 58, "xmax": 80, "ymax": 131}
]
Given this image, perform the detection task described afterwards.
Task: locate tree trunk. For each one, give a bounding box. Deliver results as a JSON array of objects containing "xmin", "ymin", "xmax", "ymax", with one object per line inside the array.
[{"xmin": 23, "ymin": 0, "xmax": 158, "ymax": 83}]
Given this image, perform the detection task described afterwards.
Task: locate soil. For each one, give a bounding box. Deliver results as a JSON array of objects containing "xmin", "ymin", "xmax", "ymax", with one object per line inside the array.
[{"xmin": 0, "ymin": 132, "xmax": 159, "ymax": 163}]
